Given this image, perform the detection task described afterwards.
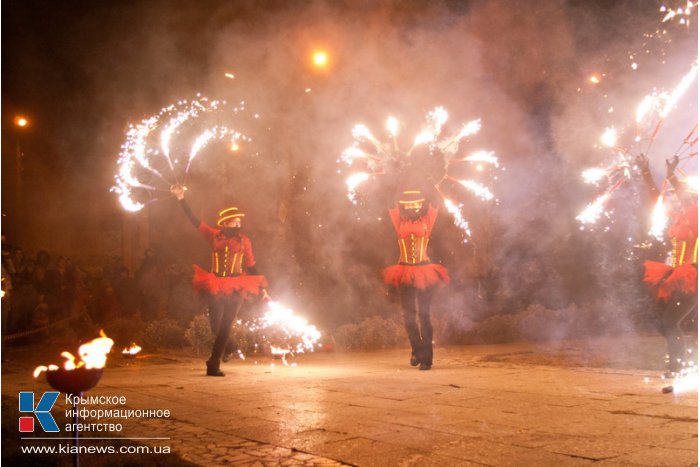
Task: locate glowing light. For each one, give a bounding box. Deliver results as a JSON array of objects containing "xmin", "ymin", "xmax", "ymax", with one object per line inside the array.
[
  {"xmin": 15, "ymin": 116, "xmax": 29, "ymax": 128},
  {"xmin": 649, "ymin": 195, "xmax": 668, "ymax": 241},
  {"xmin": 443, "ymin": 198, "xmax": 471, "ymax": 240},
  {"xmin": 346, "ymin": 172, "xmax": 371, "ymax": 203},
  {"xmin": 459, "ymin": 150, "xmax": 499, "ymax": 167},
  {"xmin": 682, "ymin": 175, "xmax": 699, "ymax": 193},
  {"xmin": 601, "ymin": 127, "xmax": 618, "ymax": 147},
  {"xmin": 312, "ymin": 50, "xmax": 329, "ymax": 68},
  {"xmin": 455, "ymin": 179, "xmax": 494, "ymax": 200},
  {"xmin": 576, "ymin": 193, "xmax": 611, "ymax": 225},
  {"xmin": 589, "ymin": 75, "xmax": 601, "ymax": 84},
  {"xmin": 121, "ymin": 343, "xmax": 142, "ymax": 356},
  {"xmin": 386, "ymin": 117, "xmax": 399, "ymax": 137},
  {"xmin": 636, "ymin": 62, "xmax": 698, "ymax": 123},
  {"xmin": 224, "ymin": 73, "xmax": 235, "ymax": 79},
  {"xmin": 584, "ymin": 167, "xmax": 611, "ymax": 185},
  {"xmin": 255, "ymin": 301, "xmax": 322, "ymax": 353}
]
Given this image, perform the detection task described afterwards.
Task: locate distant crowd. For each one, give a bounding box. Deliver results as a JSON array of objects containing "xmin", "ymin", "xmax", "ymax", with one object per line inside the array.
[{"xmin": 1, "ymin": 241, "xmax": 200, "ymax": 341}]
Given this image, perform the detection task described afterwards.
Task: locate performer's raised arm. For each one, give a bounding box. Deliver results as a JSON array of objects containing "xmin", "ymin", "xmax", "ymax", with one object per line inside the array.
[
  {"xmin": 170, "ymin": 185, "xmax": 201, "ymax": 227},
  {"xmin": 637, "ymin": 155, "xmax": 660, "ymax": 209},
  {"xmin": 665, "ymin": 155, "xmax": 685, "ymax": 197}
]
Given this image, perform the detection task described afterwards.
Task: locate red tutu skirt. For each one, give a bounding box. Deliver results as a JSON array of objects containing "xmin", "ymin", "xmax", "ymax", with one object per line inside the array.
[
  {"xmin": 643, "ymin": 260, "xmax": 697, "ymax": 303},
  {"xmin": 383, "ymin": 263, "xmax": 449, "ymax": 290},
  {"xmin": 192, "ymin": 265, "xmax": 267, "ymax": 299}
]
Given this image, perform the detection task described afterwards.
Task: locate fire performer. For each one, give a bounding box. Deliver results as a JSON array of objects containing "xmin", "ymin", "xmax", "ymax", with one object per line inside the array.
[
  {"xmin": 640, "ymin": 156, "xmax": 698, "ymax": 377},
  {"xmin": 170, "ymin": 185, "xmax": 269, "ymax": 376},
  {"xmin": 383, "ymin": 190, "xmax": 449, "ymax": 371}
]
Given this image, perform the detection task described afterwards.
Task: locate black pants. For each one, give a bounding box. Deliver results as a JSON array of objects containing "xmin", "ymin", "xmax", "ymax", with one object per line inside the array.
[
  {"xmin": 399, "ymin": 285, "xmax": 434, "ymax": 365},
  {"xmin": 654, "ymin": 292, "xmax": 697, "ymax": 372},
  {"xmin": 206, "ymin": 294, "xmax": 243, "ymax": 370},
  {"xmin": 208, "ymin": 299, "xmax": 241, "ymax": 357}
]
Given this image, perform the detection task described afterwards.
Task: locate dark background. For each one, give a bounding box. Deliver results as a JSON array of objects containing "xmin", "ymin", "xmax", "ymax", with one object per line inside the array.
[{"xmin": 2, "ymin": 0, "xmax": 697, "ymax": 332}]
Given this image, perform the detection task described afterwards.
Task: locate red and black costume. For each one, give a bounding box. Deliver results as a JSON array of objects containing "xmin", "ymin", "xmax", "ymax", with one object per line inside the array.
[
  {"xmin": 643, "ymin": 204, "xmax": 698, "ymax": 302},
  {"xmin": 191, "ymin": 223, "xmax": 267, "ymax": 299},
  {"xmin": 383, "ymin": 192, "xmax": 449, "ymax": 369},
  {"xmin": 179, "ymin": 200, "xmax": 267, "ymax": 376},
  {"xmin": 641, "ymin": 163, "xmax": 698, "ymax": 374}
]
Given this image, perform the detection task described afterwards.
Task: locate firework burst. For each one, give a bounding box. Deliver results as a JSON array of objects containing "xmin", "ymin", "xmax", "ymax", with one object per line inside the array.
[
  {"xmin": 112, "ymin": 95, "xmax": 259, "ymax": 212},
  {"xmin": 339, "ymin": 107, "xmax": 501, "ymax": 241},
  {"xmin": 577, "ymin": 63, "xmax": 698, "ymax": 229}
]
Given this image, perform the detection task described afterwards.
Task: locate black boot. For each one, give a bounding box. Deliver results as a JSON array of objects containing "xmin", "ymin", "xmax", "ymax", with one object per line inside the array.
[
  {"xmin": 206, "ymin": 361, "xmax": 225, "ymax": 377},
  {"xmin": 410, "ymin": 354, "xmax": 419, "ymax": 367}
]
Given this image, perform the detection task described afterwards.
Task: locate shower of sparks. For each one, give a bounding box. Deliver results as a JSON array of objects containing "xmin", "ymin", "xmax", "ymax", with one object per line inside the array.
[
  {"xmin": 660, "ymin": 2, "xmax": 698, "ymax": 25},
  {"xmin": 340, "ymin": 107, "xmax": 500, "ymax": 240},
  {"xmin": 576, "ymin": 193, "xmax": 612, "ymax": 225},
  {"xmin": 649, "ymin": 195, "xmax": 669, "ymax": 240},
  {"xmin": 582, "ymin": 167, "xmax": 609, "ymax": 185},
  {"xmin": 636, "ymin": 62, "xmax": 698, "ymax": 125},
  {"xmin": 248, "ymin": 301, "xmax": 322, "ymax": 354},
  {"xmin": 112, "ymin": 95, "xmax": 256, "ymax": 212},
  {"xmin": 452, "ymin": 178, "xmax": 495, "ymax": 201},
  {"xmin": 443, "ymin": 198, "xmax": 471, "ymax": 241},
  {"xmin": 578, "ymin": 61, "xmax": 698, "ymax": 229}
]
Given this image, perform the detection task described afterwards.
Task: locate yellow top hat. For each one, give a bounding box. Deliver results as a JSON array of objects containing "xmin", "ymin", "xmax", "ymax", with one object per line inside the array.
[
  {"xmin": 217, "ymin": 207, "xmax": 245, "ymax": 226},
  {"xmin": 398, "ymin": 190, "xmax": 425, "ymax": 204}
]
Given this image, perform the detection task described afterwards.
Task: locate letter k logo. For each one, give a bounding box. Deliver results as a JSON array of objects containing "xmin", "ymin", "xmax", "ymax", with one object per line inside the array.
[{"xmin": 19, "ymin": 391, "xmax": 60, "ymax": 432}]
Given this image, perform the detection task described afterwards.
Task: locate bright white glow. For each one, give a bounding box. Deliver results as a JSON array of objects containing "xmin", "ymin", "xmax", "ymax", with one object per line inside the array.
[
  {"xmin": 582, "ymin": 167, "xmax": 607, "ymax": 185},
  {"xmin": 386, "ymin": 117, "xmax": 399, "ymax": 137},
  {"xmin": 456, "ymin": 179, "xmax": 494, "ymax": 200},
  {"xmin": 649, "ymin": 195, "xmax": 668, "ymax": 241},
  {"xmin": 443, "ymin": 198, "xmax": 471, "ymax": 241},
  {"xmin": 601, "ymin": 127, "xmax": 618, "ymax": 147},
  {"xmin": 346, "ymin": 172, "xmax": 371, "ymax": 203},
  {"xmin": 576, "ymin": 193, "xmax": 611, "ymax": 224}
]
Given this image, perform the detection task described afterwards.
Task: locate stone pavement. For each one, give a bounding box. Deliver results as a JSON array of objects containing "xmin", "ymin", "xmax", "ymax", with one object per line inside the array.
[{"xmin": 3, "ymin": 337, "xmax": 698, "ymax": 466}]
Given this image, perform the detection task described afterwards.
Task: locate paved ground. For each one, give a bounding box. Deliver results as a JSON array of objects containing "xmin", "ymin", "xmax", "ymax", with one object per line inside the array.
[{"xmin": 3, "ymin": 336, "xmax": 698, "ymax": 466}]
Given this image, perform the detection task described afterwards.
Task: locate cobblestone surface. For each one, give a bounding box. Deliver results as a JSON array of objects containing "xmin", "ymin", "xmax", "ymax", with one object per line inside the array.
[{"xmin": 3, "ymin": 336, "xmax": 697, "ymax": 466}]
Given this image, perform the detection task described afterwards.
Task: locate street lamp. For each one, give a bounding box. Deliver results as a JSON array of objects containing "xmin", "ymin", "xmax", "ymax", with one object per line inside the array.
[
  {"xmin": 15, "ymin": 116, "xmax": 29, "ymax": 128},
  {"xmin": 311, "ymin": 49, "xmax": 329, "ymax": 69}
]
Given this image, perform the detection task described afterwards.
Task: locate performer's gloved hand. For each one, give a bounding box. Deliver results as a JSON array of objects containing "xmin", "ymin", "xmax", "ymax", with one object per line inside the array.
[
  {"xmin": 636, "ymin": 154, "xmax": 650, "ymax": 173},
  {"xmin": 261, "ymin": 288, "xmax": 272, "ymax": 302},
  {"xmin": 666, "ymin": 155, "xmax": 680, "ymax": 178},
  {"xmin": 170, "ymin": 184, "xmax": 186, "ymax": 200}
]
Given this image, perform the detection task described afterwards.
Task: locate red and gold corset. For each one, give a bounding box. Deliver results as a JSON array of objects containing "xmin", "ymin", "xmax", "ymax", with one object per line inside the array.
[
  {"xmin": 670, "ymin": 237, "xmax": 698, "ymax": 267},
  {"xmin": 198, "ymin": 222, "xmax": 256, "ymax": 277},
  {"xmin": 389, "ymin": 205, "xmax": 438, "ymax": 265},
  {"xmin": 212, "ymin": 245, "xmax": 245, "ymax": 276},
  {"xmin": 398, "ymin": 234, "xmax": 431, "ymax": 264},
  {"xmin": 668, "ymin": 203, "xmax": 698, "ymax": 267}
]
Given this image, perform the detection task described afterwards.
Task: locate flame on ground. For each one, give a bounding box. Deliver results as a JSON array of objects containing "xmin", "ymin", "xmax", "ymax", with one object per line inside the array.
[
  {"xmin": 33, "ymin": 332, "xmax": 115, "ymax": 378},
  {"xmin": 122, "ymin": 343, "xmax": 142, "ymax": 356}
]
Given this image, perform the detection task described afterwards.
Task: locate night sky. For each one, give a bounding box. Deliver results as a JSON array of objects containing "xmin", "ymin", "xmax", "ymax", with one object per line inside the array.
[{"xmin": 2, "ymin": 0, "xmax": 697, "ymax": 330}]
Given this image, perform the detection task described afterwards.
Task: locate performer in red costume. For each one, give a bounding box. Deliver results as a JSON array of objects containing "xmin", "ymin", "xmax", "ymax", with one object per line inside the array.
[
  {"xmin": 171, "ymin": 185, "xmax": 269, "ymax": 376},
  {"xmin": 640, "ymin": 156, "xmax": 697, "ymax": 377},
  {"xmin": 383, "ymin": 190, "xmax": 449, "ymax": 370}
]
